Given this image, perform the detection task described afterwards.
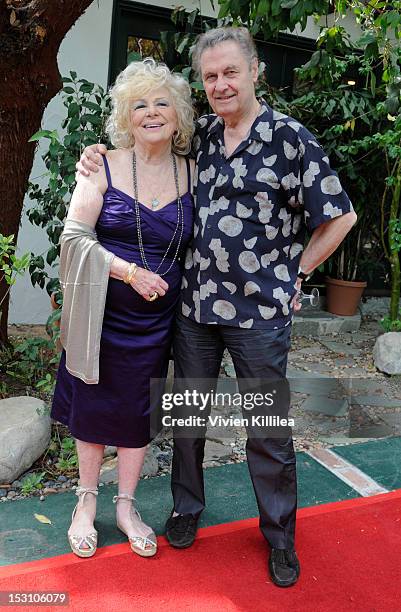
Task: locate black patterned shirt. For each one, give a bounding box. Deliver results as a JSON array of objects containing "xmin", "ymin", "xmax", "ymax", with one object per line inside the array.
[{"xmin": 180, "ymin": 101, "xmax": 353, "ymax": 329}]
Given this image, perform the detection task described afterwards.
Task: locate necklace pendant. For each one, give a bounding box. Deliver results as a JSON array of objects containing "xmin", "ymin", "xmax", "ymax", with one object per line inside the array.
[{"xmin": 151, "ymin": 198, "xmax": 159, "ymax": 209}]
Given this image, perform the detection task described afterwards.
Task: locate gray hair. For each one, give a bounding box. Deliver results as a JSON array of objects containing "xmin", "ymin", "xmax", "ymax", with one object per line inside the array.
[{"xmin": 191, "ymin": 27, "xmax": 258, "ymax": 79}]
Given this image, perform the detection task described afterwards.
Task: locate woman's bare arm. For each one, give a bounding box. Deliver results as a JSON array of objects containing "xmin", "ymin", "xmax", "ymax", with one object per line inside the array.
[{"xmin": 68, "ymin": 157, "xmax": 168, "ymax": 297}]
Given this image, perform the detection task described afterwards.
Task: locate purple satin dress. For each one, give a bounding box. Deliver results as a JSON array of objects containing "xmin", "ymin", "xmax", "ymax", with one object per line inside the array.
[{"xmin": 51, "ymin": 156, "xmax": 194, "ymax": 447}]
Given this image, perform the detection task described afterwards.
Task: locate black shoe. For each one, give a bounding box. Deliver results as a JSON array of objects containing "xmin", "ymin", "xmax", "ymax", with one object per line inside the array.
[
  {"xmin": 165, "ymin": 512, "xmax": 199, "ymax": 548},
  {"xmin": 268, "ymin": 548, "xmax": 300, "ymax": 587}
]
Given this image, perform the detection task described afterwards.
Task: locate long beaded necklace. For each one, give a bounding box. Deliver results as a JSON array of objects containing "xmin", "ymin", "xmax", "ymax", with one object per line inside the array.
[{"xmin": 132, "ymin": 150, "xmax": 184, "ymax": 277}]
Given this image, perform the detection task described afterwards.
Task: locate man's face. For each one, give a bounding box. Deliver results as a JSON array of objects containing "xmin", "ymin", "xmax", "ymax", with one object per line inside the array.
[{"xmin": 200, "ymin": 41, "xmax": 258, "ymax": 120}]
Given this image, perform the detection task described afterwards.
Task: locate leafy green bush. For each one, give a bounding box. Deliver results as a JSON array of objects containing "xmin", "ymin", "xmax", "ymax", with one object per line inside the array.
[
  {"xmin": 381, "ymin": 316, "xmax": 401, "ymax": 333},
  {"xmin": 20, "ymin": 471, "xmax": 45, "ymax": 496},
  {"xmin": 285, "ymin": 27, "xmax": 387, "ymax": 283},
  {"xmin": 0, "ymin": 234, "xmax": 30, "ymax": 325},
  {"xmin": 55, "ymin": 436, "xmax": 78, "ymax": 475},
  {"xmin": 27, "ymin": 73, "xmax": 111, "ymax": 298},
  {"xmin": 25, "ymin": 7, "xmax": 290, "ymax": 302},
  {"xmin": 217, "ymin": 0, "xmax": 401, "ymax": 321},
  {"xmin": 3, "ymin": 336, "xmax": 58, "ymax": 392}
]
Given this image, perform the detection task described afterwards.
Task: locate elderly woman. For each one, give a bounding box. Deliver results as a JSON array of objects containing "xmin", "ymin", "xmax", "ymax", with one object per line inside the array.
[{"xmin": 51, "ymin": 58, "xmax": 194, "ymax": 559}]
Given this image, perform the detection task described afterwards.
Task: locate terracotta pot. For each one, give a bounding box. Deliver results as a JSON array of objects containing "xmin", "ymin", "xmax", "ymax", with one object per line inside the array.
[{"xmin": 325, "ymin": 277, "xmax": 367, "ymax": 316}]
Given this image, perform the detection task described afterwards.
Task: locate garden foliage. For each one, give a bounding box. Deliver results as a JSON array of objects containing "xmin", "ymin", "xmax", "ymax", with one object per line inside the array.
[{"xmin": 28, "ymin": 2, "xmax": 401, "ymax": 327}]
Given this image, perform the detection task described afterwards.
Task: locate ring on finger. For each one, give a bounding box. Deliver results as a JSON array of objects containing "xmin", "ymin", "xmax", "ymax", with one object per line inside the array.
[{"xmin": 148, "ymin": 292, "xmax": 159, "ymax": 301}]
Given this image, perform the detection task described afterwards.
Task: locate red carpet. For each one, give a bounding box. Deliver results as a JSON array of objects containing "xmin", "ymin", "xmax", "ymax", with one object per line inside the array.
[{"xmin": 0, "ymin": 491, "xmax": 400, "ymax": 611}]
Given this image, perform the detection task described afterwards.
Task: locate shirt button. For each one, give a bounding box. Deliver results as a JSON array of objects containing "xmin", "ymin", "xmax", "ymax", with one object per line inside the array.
[{"xmin": 207, "ymin": 224, "xmax": 211, "ymax": 229}]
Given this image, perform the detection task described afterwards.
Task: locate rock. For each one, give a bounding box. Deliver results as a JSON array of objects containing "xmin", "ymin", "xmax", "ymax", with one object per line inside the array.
[
  {"xmin": 346, "ymin": 367, "xmax": 370, "ymax": 376},
  {"xmin": 293, "ymin": 310, "xmax": 361, "ymax": 336},
  {"xmin": 104, "ymin": 446, "xmax": 117, "ymax": 458},
  {"xmin": 11, "ymin": 480, "xmax": 21, "ymax": 488},
  {"xmin": 304, "ymin": 362, "xmax": 334, "ymax": 374},
  {"xmin": 223, "ymin": 362, "xmax": 236, "ymax": 378},
  {"xmin": 141, "ymin": 446, "xmax": 159, "ymax": 477},
  {"xmin": 57, "ymin": 475, "xmax": 68, "ymax": 482},
  {"xmin": 289, "ymin": 376, "xmax": 340, "ymax": 396},
  {"xmin": 206, "ymin": 424, "xmax": 238, "ymax": 446},
  {"xmin": 7, "ymin": 490, "xmax": 17, "ymax": 499},
  {"xmin": 353, "ymin": 395, "xmax": 401, "ymax": 408},
  {"xmin": 373, "ymin": 332, "xmax": 401, "ymax": 375},
  {"xmin": 100, "ymin": 446, "xmax": 160, "ymax": 484},
  {"xmin": 301, "ymin": 397, "xmax": 348, "ymax": 417},
  {"xmin": 99, "ymin": 457, "xmax": 118, "ymax": 484},
  {"xmin": 319, "ymin": 340, "xmax": 360, "ymax": 356},
  {"xmin": 333, "ymin": 358, "xmax": 356, "ymax": 366},
  {"xmin": 291, "ymin": 347, "xmax": 326, "ymax": 357},
  {"xmin": 204, "ymin": 441, "xmax": 232, "ymax": 462},
  {"xmin": 0, "ymin": 397, "xmax": 51, "ymax": 484},
  {"xmin": 361, "ymin": 297, "xmax": 390, "ymax": 317},
  {"xmin": 0, "ymin": 489, "xmax": 8, "ymax": 497},
  {"xmin": 380, "ymin": 412, "xmax": 401, "ymax": 432},
  {"xmin": 157, "ymin": 451, "xmax": 171, "ymax": 467}
]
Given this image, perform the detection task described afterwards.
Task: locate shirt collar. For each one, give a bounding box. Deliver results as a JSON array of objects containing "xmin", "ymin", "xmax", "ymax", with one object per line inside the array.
[{"xmin": 206, "ymin": 99, "xmax": 273, "ymax": 144}]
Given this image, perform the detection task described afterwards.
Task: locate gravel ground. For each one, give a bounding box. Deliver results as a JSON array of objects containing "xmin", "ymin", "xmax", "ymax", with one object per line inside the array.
[{"xmin": 2, "ymin": 317, "xmax": 400, "ymax": 501}]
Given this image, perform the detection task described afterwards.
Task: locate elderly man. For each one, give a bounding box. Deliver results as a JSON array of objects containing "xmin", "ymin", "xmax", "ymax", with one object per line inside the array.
[{"xmin": 78, "ymin": 27, "xmax": 356, "ymax": 587}]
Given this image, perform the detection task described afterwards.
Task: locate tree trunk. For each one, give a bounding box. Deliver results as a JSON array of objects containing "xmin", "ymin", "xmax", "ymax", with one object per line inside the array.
[
  {"xmin": 389, "ymin": 252, "xmax": 401, "ymax": 322},
  {"xmin": 389, "ymin": 172, "xmax": 401, "ymax": 322},
  {"xmin": 0, "ymin": 0, "xmax": 94, "ymax": 345},
  {"xmin": 0, "ymin": 85, "xmax": 46, "ymax": 345}
]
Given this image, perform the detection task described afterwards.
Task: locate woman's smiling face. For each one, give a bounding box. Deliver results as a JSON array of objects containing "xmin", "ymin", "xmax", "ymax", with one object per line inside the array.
[{"xmin": 129, "ymin": 86, "xmax": 178, "ymax": 148}]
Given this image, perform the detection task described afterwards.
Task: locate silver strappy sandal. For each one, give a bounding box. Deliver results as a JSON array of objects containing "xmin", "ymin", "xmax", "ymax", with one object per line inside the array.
[
  {"xmin": 113, "ymin": 493, "xmax": 157, "ymax": 557},
  {"xmin": 67, "ymin": 486, "xmax": 98, "ymax": 558}
]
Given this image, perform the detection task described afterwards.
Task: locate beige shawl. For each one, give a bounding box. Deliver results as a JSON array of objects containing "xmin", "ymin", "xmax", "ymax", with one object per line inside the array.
[{"xmin": 59, "ymin": 219, "xmax": 114, "ymax": 384}]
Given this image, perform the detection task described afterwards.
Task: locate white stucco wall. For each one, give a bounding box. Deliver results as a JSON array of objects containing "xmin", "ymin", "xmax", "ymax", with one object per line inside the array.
[
  {"xmin": 10, "ymin": 0, "xmax": 360, "ymax": 323},
  {"xmin": 10, "ymin": 0, "xmax": 217, "ymax": 324}
]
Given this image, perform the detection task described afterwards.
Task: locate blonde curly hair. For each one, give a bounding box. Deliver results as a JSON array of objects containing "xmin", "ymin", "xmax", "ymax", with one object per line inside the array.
[{"xmin": 105, "ymin": 58, "xmax": 194, "ymax": 154}]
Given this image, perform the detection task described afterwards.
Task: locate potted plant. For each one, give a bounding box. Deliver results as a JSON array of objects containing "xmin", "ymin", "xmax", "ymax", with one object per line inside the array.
[
  {"xmin": 282, "ymin": 29, "xmax": 380, "ymax": 315},
  {"xmin": 324, "ymin": 207, "xmax": 369, "ymax": 316}
]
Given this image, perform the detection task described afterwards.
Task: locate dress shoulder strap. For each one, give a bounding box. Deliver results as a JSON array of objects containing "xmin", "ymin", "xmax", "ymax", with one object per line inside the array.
[
  {"xmin": 102, "ymin": 155, "xmax": 112, "ymax": 188},
  {"xmin": 185, "ymin": 157, "xmax": 191, "ymax": 193}
]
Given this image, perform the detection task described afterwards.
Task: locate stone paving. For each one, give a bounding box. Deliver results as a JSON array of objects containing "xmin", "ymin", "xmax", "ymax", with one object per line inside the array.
[
  {"xmin": 195, "ymin": 315, "xmax": 401, "ymax": 466},
  {"xmin": 4, "ymin": 307, "xmax": 401, "ymax": 492},
  {"xmin": 114, "ymin": 313, "xmax": 400, "ymax": 479}
]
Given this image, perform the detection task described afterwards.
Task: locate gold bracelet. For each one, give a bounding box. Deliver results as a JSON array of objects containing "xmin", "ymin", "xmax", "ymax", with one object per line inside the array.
[
  {"xmin": 129, "ymin": 264, "xmax": 139, "ymax": 285},
  {"xmin": 123, "ymin": 263, "xmax": 138, "ymax": 284}
]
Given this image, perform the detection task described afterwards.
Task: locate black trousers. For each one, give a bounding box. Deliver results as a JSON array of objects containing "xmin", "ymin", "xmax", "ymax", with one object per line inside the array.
[{"xmin": 170, "ymin": 313, "xmax": 297, "ymax": 550}]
